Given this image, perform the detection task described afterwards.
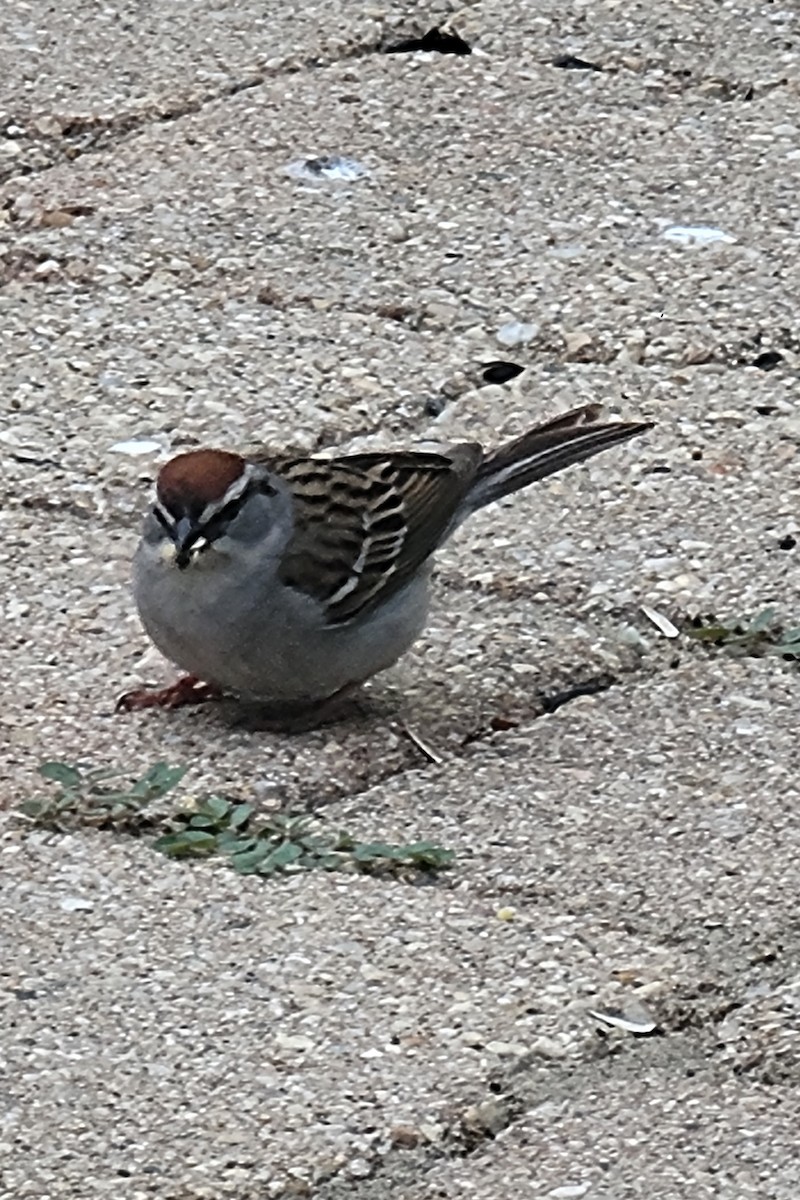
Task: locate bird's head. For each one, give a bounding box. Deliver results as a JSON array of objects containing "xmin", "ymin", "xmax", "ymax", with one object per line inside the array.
[{"xmin": 147, "ymin": 449, "xmax": 285, "ymax": 570}]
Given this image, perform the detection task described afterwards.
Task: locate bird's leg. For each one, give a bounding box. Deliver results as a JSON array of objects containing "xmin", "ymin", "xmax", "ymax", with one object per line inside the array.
[{"xmin": 115, "ymin": 675, "xmax": 223, "ymax": 712}]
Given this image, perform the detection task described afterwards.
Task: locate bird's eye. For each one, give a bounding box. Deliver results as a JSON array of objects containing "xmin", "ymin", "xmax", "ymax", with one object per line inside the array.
[{"xmin": 201, "ymin": 494, "xmax": 247, "ymax": 538}]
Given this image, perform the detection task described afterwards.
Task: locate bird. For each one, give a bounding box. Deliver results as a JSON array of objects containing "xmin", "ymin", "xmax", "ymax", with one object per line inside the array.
[{"xmin": 118, "ymin": 404, "xmax": 652, "ymax": 724}]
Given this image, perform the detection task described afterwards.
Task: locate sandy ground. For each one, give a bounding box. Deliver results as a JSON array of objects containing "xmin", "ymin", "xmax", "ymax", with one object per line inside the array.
[{"xmin": 2, "ymin": 1, "xmax": 800, "ymax": 1196}]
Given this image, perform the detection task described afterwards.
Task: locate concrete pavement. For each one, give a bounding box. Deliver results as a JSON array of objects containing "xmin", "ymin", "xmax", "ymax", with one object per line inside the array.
[{"xmin": 2, "ymin": 2, "xmax": 799, "ymax": 1196}]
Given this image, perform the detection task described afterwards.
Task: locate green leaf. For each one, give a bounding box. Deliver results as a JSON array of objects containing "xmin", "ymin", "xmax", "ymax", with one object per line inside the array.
[
  {"xmin": 227, "ymin": 803, "xmax": 253, "ymax": 830},
  {"xmin": 187, "ymin": 813, "xmax": 218, "ymax": 829},
  {"xmin": 296, "ymin": 834, "xmax": 327, "ymax": 854},
  {"xmin": 770, "ymin": 640, "xmax": 800, "ymax": 656},
  {"xmin": 404, "ymin": 843, "xmax": 455, "ymax": 868},
  {"xmin": 250, "ymin": 841, "xmax": 303, "ymax": 876},
  {"xmin": 18, "ymin": 797, "xmax": 50, "ymax": 818},
  {"xmin": 747, "ymin": 607, "xmax": 776, "ymax": 634},
  {"xmin": 264, "ymin": 841, "xmax": 303, "ymax": 869},
  {"xmin": 352, "ymin": 842, "xmax": 403, "ymax": 861},
  {"xmin": 230, "ymin": 842, "xmax": 275, "ymax": 874},
  {"xmin": 685, "ymin": 625, "xmax": 730, "ymax": 642},
  {"xmin": 130, "ymin": 763, "xmax": 188, "ymax": 800},
  {"xmin": 197, "ymin": 794, "xmax": 233, "ymax": 823},
  {"xmin": 781, "ymin": 627, "xmax": 800, "ymax": 644},
  {"xmin": 214, "ymin": 831, "xmax": 256, "ymax": 854},
  {"xmin": 258, "ymin": 814, "xmax": 313, "ymax": 842},
  {"xmin": 153, "ymin": 830, "xmax": 216, "ymax": 857},
  {"xmin": 266, "ymin": 812, "xmax": 291, "ymax": 830},
  {"xmin": 38, "ymin": 761, "xmax": 82, "ymax": 788}
]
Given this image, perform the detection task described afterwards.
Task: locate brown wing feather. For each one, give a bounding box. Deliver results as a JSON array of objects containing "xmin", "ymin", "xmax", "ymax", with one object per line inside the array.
[{"xmin": 271, "ymin": 447, "xmax": 483, "ymax": 625}]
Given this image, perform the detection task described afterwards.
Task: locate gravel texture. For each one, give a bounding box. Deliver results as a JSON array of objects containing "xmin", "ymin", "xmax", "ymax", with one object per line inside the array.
[{"xmin": 2, "ymin": 0, "xmax": 800, "ymax": 1196}]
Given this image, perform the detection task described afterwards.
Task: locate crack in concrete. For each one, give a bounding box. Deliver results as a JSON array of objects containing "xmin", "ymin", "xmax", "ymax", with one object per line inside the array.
[
  {"xmin": 313, "ymin": 1019, "xmax": 725, "ymax": 1199},
  {"xmin": 314, "ymin": 926, "xmax": 800, "ymax": 1200},
  {"xmin": 0, "ymin": 35, "xmax": 390, "ymax": 188},
  {"xmin": 0, "ymin": 74, "xmax": 265, "ymax": 186}
]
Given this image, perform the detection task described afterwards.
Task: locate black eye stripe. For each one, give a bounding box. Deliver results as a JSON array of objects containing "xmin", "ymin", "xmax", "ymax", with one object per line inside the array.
[
  {"xmin": 201, "ymin": 493, "xmax": 247, "ymax": 535},
  {"xmin": 154, "ymin": 478, "xmax": 268, "ymax": 542},
  {"xmin": 152, "ymin": 497, "xmax": 238, "ymax": 541}
]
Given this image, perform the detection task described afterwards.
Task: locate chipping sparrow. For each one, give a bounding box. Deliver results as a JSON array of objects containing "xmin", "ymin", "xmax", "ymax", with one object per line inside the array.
[{"xmin": 120, "ymin": 404, "xmax": 652, "ymax": 719}]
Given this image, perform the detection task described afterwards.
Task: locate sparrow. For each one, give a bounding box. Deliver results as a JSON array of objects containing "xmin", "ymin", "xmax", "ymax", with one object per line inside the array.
[{"xmin": 119, "ymin": 404, "xmax": 652, "ymax": 722}]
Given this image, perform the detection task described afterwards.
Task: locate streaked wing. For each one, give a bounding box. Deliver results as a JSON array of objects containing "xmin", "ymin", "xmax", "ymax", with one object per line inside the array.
[{"xmin": 270, "ymin": 448, "xmax": 482, "ymax": 625}]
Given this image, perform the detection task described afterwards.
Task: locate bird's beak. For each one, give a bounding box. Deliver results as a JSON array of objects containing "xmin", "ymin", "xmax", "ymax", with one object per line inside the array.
[
  {"xmin": 173, "ymin": 517, "xmax": 202, "ymax": 570},
  {"xmin": 173, "ymin": 516, "xmax": 195, "ymax": 547}
]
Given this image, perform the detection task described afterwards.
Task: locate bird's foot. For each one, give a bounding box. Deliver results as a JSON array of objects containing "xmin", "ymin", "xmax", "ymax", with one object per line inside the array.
[{"xmin": 115, "ymin": 674, "xmax": 224, "ymax": 712}]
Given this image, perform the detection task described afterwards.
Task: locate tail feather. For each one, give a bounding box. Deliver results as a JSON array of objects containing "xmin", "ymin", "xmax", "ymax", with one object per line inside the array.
[{"xmin": 466, "ymin": 405, "xmax": 653, "ymax": 514}]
